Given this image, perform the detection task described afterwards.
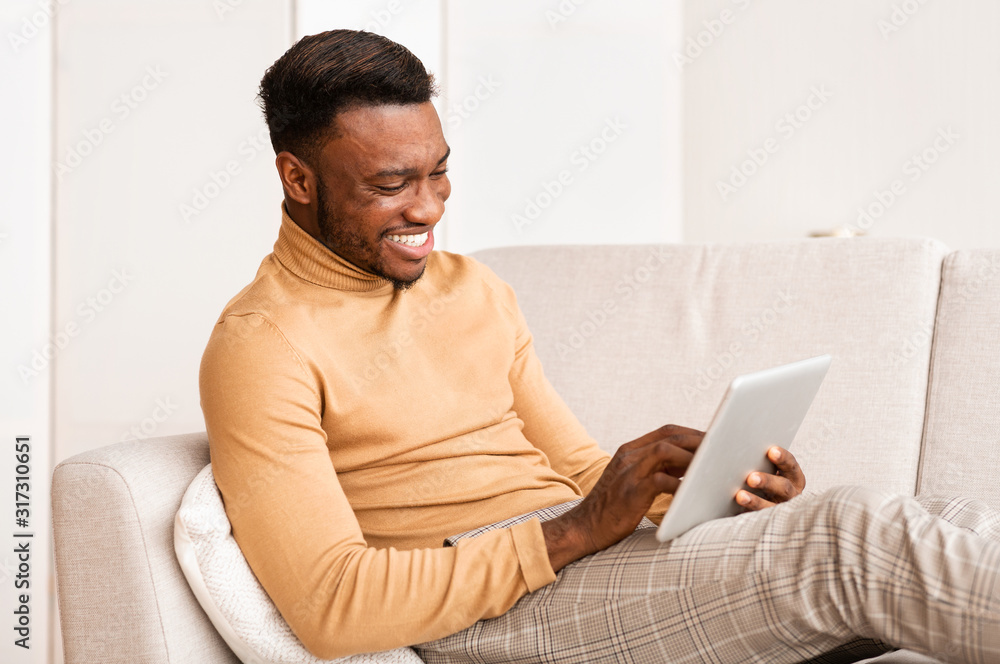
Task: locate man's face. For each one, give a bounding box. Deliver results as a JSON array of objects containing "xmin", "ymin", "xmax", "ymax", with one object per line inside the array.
[{"xmin": 312, "ymin": 102, "xmax": 451, "ymax": 290}]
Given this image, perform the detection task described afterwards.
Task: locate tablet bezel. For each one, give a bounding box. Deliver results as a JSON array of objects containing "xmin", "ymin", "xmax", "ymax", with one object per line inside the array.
[{"xmin": 655, "ymin": 354, "xmax": 832, "ymax": 542}]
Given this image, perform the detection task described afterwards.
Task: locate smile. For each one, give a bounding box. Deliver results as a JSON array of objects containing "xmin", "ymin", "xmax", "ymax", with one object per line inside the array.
[{"xmin": 386, "ymin": 232, "xmax": 429, "ymax": 248}]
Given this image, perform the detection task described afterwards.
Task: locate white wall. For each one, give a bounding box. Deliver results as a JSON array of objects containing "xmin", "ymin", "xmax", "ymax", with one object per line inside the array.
[
  {"xmin": 53, "ymin": 0, "xmax": 292, "ymax": 458},
  {"xmin": 442, "ymin": 1, "xmax": 683, "ymax": 253},
  {"xmin": 682, "ymin": 0, "xmax": 1000, "ymax": 247},
  {"xmin": 1, "ymin": 2, "xmax": 52, "ymax": 662}
]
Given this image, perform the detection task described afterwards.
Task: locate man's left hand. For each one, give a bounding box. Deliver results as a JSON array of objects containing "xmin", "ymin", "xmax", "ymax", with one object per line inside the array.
[{"xmin": 735, "ymin": 446, "xmax": 805, "ymax": 510}]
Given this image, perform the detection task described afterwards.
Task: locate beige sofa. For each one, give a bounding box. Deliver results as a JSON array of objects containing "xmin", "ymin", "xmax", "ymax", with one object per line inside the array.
[{"xmin": 51, "ymin": 238, "xmax": 1000, "ymax": 663}]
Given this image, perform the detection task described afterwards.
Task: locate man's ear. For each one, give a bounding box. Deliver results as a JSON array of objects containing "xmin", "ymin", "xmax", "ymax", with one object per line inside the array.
[{"xmin": 275, "ymin": 151, "xmax": 316, "ymax": 206}]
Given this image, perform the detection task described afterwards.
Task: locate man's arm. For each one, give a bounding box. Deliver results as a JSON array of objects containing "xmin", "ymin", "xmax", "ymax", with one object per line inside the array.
[
  {"xmin": 540, "ymin": 424, "xmax": 702, "ymax": 569},
  {"xmin": 498, "ymin": 269, "xmax": 676, "ymax": 523},
  {"xmin": 494, "ymin": 266, "xmax": 805, "ymax": 570},
  {"xmin": 496, "ymin": 269, "xmax": 611, "ymax": 494},
  {"xmin": 541, "ymin": 436, "xmax": 808, "ymax": 572},
  {"xmin": 201, "ymin": 312, "xmax": 556, "ymax": 658}
]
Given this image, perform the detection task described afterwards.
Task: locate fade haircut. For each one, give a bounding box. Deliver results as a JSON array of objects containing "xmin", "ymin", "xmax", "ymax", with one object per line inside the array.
[{"xmin": 257, "ymin": 29, "xmax": 437, "ymax": 166}]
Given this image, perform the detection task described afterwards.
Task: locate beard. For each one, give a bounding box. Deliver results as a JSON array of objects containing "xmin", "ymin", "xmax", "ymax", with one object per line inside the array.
[{"xmin": 314, "ymin": 178, "xmax": 425, "ymax": 292}]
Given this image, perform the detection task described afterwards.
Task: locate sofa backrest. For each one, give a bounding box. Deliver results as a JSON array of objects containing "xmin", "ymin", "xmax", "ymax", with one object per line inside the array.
[
  {"xmin": 473, "ymin": 238, "xmax": 950, "ymax": 495},
  {"xmin": 917, "ymin": 249, "xmax": 1000, "ymax": 508},
  {"xmin": 52, "ymin": 238, "xmax": 969, "ymax": 664},
  {"xmin": 52, "ymin": 433, "xmax": 238, "ymax": 664}
]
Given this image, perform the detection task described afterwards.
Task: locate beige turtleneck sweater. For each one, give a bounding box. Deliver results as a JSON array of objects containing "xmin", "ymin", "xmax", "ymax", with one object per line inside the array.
[{"xmin": 199, "ymin": 205, "xmax": 668, "ymax": 658}]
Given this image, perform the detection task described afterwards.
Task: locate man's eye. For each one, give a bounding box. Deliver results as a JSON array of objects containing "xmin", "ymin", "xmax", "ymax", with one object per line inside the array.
[
  {"xmin": 431, "ymin": 168, "xmax": 449, "ymax": 178},
  {"xmin": 378, "ymin": 183, "xmax": 407, "ymax": 193}
]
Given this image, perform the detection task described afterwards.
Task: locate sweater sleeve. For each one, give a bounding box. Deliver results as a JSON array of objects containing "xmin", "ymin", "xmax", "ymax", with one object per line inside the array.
[
  {"xmin": 496, "ymin": 277, "xmax": 612, "ymax": 496},
  {"xmin": 498, "ymin": 270, "xmax": 675, "ymax": 521},
  {"xmin": 200, "ymin": 312, "xmax": 556, "ymax": 659}
]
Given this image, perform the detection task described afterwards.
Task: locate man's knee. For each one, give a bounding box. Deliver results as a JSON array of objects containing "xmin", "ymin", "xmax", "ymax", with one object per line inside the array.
[{"xmin": 790, "ymin": 485, "xmax": 898, "ymax": 542}]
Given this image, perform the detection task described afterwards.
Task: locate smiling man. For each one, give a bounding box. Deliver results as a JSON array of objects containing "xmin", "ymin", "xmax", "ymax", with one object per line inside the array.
[
  {"xmin": 200, "ymin": 29, "xmax": 1000, "ymax": 664},
  {"xmin": 278, "ymin": 101, "xmax": 450, "ymax": 291}
]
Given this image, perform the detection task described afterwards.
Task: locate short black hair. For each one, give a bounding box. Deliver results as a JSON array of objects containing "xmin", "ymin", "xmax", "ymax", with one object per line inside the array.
[{"xmin": 257, "ymin": 29, "xmax": 437, "ymax": 166}]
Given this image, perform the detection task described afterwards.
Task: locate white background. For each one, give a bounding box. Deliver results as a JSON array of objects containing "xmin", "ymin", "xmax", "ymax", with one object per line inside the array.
[{"xmin": 0, "ymin": 0, "xmax": 997, "ymax": 662}]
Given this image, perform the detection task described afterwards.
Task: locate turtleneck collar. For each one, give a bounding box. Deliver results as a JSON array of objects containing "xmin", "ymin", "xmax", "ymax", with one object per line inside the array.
[{"xmin": 272, "ymin": 202, "xmax": 393, "ymax": 293}]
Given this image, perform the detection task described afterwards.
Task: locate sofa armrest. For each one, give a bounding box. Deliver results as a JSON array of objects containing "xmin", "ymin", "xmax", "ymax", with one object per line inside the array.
[{"xmin": 51, "ymin": 433, "xmax": 239, "ymax": 664}]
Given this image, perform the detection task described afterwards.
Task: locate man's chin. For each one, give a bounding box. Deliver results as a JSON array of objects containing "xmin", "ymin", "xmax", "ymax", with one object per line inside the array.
[{"xmin": 386, "ymin": 264, "xmax": 427, "ymax": 291}]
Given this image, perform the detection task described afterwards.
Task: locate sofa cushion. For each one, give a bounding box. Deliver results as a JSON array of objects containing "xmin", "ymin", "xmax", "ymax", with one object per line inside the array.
[
  {"xmin": 918, "ymin": 250, "xmax": 1000, "ymax": 508},
  {"xmin": 174, "ymin": 463, "xmax": 425, "ymax": 664},
  {"xmin": 473, "ymin": 238, "xmax": 949, "ymax": 495}
]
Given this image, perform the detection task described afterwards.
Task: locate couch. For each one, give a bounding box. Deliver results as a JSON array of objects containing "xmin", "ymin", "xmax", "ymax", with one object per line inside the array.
[{"xmin": 51, "ymin": 237, "xmax": 1000, "ymax": 663}]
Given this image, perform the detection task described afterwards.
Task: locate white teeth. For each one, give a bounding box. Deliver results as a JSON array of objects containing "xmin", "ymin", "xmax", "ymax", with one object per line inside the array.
[{"xmin": 387, "ymin": 232, "xmax": 429, "ymax": 248}]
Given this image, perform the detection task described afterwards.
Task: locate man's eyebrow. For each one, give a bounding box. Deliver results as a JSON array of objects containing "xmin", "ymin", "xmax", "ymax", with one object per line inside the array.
[{"xmin": 372, "ymin": 146, "xmax": 451, "ymax": 178}]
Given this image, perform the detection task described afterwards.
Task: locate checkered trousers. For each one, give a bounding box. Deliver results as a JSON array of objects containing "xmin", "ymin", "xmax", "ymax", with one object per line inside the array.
[{"xmin": 415, "ymin": 486, "xmax": 1000, "ymax": 664}]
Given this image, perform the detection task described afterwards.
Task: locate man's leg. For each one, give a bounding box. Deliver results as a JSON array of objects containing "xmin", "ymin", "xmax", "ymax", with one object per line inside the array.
[{"xmin": 415, "ymin": 486, "xmax": 1000, "ymax": 664}]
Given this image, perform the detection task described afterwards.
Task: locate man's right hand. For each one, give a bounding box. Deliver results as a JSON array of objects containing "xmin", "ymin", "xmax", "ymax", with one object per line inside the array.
[{"xmin": 541, "ymin": 424, "xmax": 705, "ymax": 572}]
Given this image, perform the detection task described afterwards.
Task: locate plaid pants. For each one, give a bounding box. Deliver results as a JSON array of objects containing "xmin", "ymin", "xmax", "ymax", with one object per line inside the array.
[{"xmin": 415, "ymin": 486, "xmax": 1000, "ymax": 664}]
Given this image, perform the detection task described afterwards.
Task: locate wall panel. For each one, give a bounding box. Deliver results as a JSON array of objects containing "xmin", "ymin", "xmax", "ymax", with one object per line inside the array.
[
  {"xmin": 683, "ymin": 0, "xmax": 1000, "ymax": 248},
  {"xmin": 444, "ymin": 1, "xmax": 684, "ymax": 253},
  {"xmin": 53, "ymin": 0, "xmax": 292, "ymax": 461}
]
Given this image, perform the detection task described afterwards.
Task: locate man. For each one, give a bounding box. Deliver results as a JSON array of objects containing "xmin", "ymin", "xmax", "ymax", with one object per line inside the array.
[{"xmin": 200, "ymin": 29, "xmax": 1000, "ymax": 663}]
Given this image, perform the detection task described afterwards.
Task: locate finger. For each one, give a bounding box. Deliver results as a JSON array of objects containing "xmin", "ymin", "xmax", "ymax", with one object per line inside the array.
[
  {"xmin": 659, "ymin": 424, "xmax": 706, "ymax": 438},
  {"xmin": 736, "ymin": 489, "xmax": 776, "ymax": 511},
  {"xmin": 768, "ymin": 446, "xmax": 806, "ymax": 491},
  {"xmin": 662, "ymin": 431, "xmax": 705, "ymax": 453},
  {"xmin": 640, "ymin": 441, "xmax": 695, "ymax": 477},
  {"xmin": 746, "ymin": 470, "xmax": 796, "ymax": 503},
  {"xmin": 652, "ymin": 471, "xmax": 680, "ymax": 495},
  {"xmin": 620, "ymin": 424, "xmax": 705, "ymax": 452}
]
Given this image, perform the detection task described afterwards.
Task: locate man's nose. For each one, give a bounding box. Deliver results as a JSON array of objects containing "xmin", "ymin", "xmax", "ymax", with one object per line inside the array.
[{"xmin": 405, "ymin": 180, "xmax": 446, "ymax": 224}]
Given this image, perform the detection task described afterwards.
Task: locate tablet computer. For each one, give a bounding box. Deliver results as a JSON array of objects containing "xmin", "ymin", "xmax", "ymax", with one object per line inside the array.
[{"xmin": 655, "ymin": 354, "xmax": 832, "ymax": 542}]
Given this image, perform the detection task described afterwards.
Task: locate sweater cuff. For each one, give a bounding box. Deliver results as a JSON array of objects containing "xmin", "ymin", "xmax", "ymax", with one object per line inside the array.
[
  {"xmin": 509, "ymin": 518, "xmax": 556, "ymax": 592},
  {"xmin": 644, "ymin": 492, "xmax": 674, "ymax": 526}
]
